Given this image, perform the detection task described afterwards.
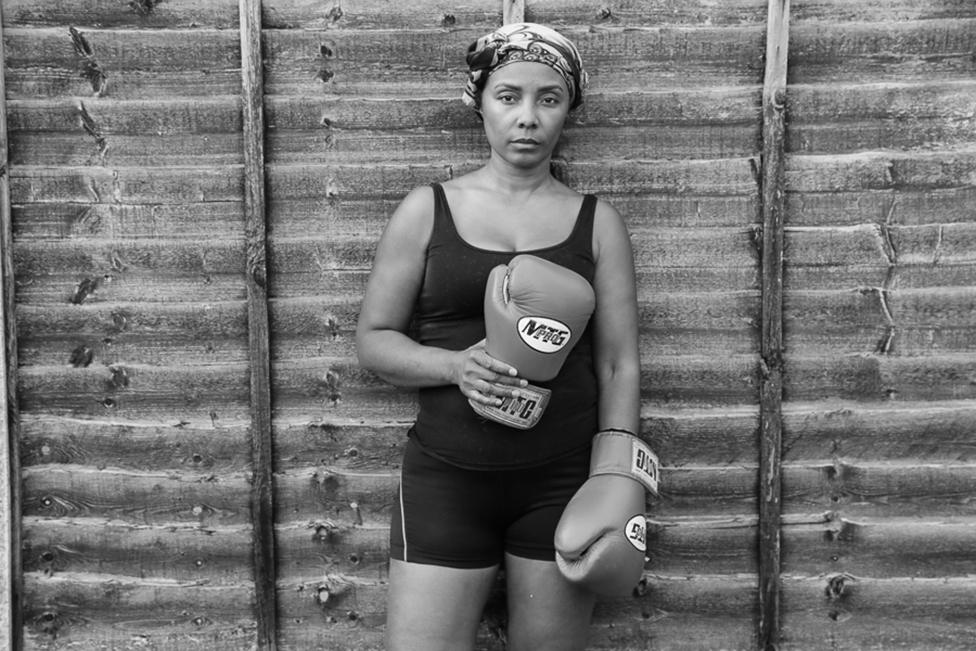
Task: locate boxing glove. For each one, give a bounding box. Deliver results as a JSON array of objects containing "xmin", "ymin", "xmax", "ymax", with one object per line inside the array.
[
  {"xmin": 470, "ymin": 254, "xmax": 595, "ymax": 429},
  {"xmin": 554, "ymin": 430, "xmax": 660, "ymax": 595}
]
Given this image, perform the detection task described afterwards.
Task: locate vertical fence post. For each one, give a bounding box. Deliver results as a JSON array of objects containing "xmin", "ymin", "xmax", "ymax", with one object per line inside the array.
[
  {"xmin": 758, "ymin": 1, "xmax": 790, "ymax": 649},
  {"xmin": 0, "ymin": 0, "xmax": 23, "ymax": 646},
  {"xmin": 239, "ymin": 0, "xmax": 278, "ymax": 647},
  {"xmin": 503, "ymin": 0, "xmax": 525, "ymax": 24}
]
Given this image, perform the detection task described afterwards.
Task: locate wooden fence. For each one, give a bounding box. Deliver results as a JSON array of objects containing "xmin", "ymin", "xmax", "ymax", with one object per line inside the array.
[{"xmin": 2, "ymin": 0, "xmax": 975, "ymax": 649}]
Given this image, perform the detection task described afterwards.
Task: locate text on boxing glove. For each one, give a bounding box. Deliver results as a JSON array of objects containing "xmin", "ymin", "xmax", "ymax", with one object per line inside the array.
[{"xmin": 517, "ymin": 316, "xmax": 572, "ymax": 352}]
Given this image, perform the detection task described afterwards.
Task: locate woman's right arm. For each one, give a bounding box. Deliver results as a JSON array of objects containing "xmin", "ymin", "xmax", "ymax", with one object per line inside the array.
[{"xmin": 355, "ymin": 186, "xmax": 523, "ymax": 403}]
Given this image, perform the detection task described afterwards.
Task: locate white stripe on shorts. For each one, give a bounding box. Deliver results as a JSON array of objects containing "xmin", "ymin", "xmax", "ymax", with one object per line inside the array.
[{"xmin": 398, "ymin": 471, "xmax": 408, "ymax": 562}]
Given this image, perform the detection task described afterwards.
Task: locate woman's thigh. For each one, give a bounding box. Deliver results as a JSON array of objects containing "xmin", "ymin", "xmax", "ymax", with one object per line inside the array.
[
  {"xmin": 504, "ymin": 554, "xmax": 596, "ymax": 651},
  {"xmin": 385, "ymin": 558, "xmax": 499, "ymax": 651}
]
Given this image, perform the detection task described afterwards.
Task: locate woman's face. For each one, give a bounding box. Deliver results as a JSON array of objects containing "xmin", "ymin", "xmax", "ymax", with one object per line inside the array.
[{"xmin": 479, "ymin": 61, "xmax": 572, "ymax": 168}]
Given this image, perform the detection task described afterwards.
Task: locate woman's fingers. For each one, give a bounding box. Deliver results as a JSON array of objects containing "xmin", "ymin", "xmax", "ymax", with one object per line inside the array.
[{"xmin": 457, "ymin": 345, "xmax": 528, "ymax": 404}]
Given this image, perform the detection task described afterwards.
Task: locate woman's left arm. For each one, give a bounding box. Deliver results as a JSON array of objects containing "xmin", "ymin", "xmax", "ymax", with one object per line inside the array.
[{"xmin": 591, "ymin": 199, "xmax": 641, "ymax": 435}]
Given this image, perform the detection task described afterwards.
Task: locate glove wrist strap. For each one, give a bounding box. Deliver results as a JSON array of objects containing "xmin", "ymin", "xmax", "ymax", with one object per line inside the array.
[
  {"xmin": 469, "ymin": 384, "xmax": 551, "ymax": 430},
  {"xmin": 590, "ymin": 430, "xmax": 660, "ymax": 495}
]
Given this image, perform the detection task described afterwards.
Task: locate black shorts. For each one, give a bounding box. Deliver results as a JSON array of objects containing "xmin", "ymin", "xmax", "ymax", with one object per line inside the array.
[{"xmin": 390, "ymin": 436, "xmax": 592, "ymax": 568}]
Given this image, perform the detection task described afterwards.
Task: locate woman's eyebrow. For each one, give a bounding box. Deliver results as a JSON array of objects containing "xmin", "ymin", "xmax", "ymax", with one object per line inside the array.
[{"xmin": 492, "ymin": 82, "xmax": 566, "ymax": 93}]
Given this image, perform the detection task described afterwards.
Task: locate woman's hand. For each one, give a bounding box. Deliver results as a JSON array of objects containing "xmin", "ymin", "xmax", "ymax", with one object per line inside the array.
[{"xmin": 453, "ymin": 340, "xmax": 528, "ymax": 406}]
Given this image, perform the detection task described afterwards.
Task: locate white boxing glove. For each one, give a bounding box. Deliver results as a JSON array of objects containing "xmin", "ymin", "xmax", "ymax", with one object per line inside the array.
[
  {"xmin": 470, "ymin": 255, "xmax": 595, "ymax": 429},
  {"xmin": 554, "ymin": 430, "xmax": 660, "ymax": 595}
]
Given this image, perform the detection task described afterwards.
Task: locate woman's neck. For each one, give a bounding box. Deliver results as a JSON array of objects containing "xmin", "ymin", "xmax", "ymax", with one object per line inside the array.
[{"xmin": 480, "ymin": 155, "xmax": 554, "ymax": 197}]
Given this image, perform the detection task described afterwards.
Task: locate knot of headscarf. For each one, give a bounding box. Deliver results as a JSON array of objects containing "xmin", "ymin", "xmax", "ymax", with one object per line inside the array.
[{"xmin": 462, "ymin": 23, "xmax": 587, "ymax": 111}]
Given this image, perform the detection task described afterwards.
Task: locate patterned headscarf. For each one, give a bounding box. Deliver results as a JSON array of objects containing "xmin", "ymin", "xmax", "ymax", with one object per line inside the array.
[{"xmin": 463, "ymin": 23, "xmax": 588, "ymax": 111}]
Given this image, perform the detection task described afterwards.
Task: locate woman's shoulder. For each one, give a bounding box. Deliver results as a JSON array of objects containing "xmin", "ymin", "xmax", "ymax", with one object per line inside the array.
[
  {"xmin": 383, "ymin": 184, "xmax": 437, "ymax": 245},
  {"xmin": 590, "ymin": 195, "xmax": 629, "ymax": 258}
]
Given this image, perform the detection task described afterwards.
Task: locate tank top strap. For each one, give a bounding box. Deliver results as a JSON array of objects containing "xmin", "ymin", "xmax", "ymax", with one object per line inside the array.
[
  {"xmin": 570, "ymin": 193, "xmax": 598, "ymax": 257},
  {"xmin": 428, "ymin": 182, "xmax": 457, "ymax": 246}
]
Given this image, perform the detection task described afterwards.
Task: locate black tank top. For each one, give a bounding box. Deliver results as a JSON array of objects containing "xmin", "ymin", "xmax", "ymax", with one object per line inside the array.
[{"xmin": 412, "ymin": 182, "xmax": 599, "ymax": 469}]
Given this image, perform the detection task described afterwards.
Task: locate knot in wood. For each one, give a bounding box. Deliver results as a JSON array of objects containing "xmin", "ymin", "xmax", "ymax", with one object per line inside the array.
[{"xmin": 824, "ymin": 573, "xmax": 855, "ymax": 600}]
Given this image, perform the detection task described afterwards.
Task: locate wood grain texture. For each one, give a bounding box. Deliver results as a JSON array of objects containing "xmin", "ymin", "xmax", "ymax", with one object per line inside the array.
[
  {"xmin": 758, "ymin": 0, "xmax": 790, "ymax": 642},
  {"xmin": 0, "ymin": 0, "xmax": 21, "ymax": 641},
  {"xmin": 260, "ymin": 25, "xmax": 767, "ymax": 96},
  {"xmin": 779, "ymin": 575, "xmax": 976, "ymax": 650},
  {"xmin": 2, "ymin": 0, "xmax": 240, "ymax": 28},
  {"xmin": 780, "ymin": 461, "xmax": 976, "ymax": 517},
  {"xmin": 22, "ymin": 517, "xmax": 253, "ymax": 582},
  {"xmin": 17, "ymin": 363, "xmax": 250, "ymax": 417},
  {"xmin": 3, "ymin": 28, "xmax": 243, "ymax": 99},
  {"xmin": 788, "ymin": 18, "xmax": 976, "ymax": 85},
  {"xmin": 781, "ymin": 515, "xmax": 976, "ymax": 577},
  {"xmin": 23, "ymin": 571, "xmax": 257, "ymax": 649},
  {"xmin": 239, "ymin": 0, "xmax": 278, "ymax": 644},
  {"xmin": 19, "ymin": 414, "xmax": 251, "ymax": 470},
  {"xmin": 22, "ymin": 465, "xmax": 253, "ymax": 525},
  {"xmin": 780, "ymin": 400, "xmax": 976, "ymax": 462}
]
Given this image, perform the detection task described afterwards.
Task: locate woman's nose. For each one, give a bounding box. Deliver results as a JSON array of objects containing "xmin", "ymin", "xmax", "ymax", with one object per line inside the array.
[{"xmin": 516, "ymin": 102, "xmax": 539, "ymax": 128}]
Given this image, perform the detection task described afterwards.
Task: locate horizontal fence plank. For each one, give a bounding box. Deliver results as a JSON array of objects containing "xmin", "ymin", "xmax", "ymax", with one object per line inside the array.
[
  {"xmin": 17, "ymin": 301, "xmax": 249, "ymax": 366},
  {"xmin": 781, "ymin": 515, "xmax": 976, "ymax": 577},
  {"xmin": 22, "ymin": 517, "xmax": 252, "ymax": 582},
  {"xmin": 790, "ymin": 0, "xmax": 976, "ymax": 22},
  {"xmin": 19, "ymin": 414, "xmax": 251, "ymax": 471},
  {"xmin": 2, "ymin": 0, "xmax": 240, "ymax": 29},
  {"xmin": 788, "ymin": 19, "xmax": 976, "ymax": 84},
  {"xmin": 17, "ymin": 363, "xmax": 250, "ymax": 417},
  {"xmin": 786, "ymin": 186, "xmax": 976, "ymax": 228},
  {"xmin": 785, "ymin": 287, "xmax": 976, "ymax": 355},
  {"xmin": 6, "ymin": 97, "xmax": 243, "ymax": 166},
  {"xmin": 21, "ymin": 0, "xmax": 969, "ymax": 32},
  {"xmin": 275, "ymin": 521, "xmax": 390, "ymax": 582},
  {"xmin": 783, "ymin": 224, "xmax": 976, "ymax": 291},
  {"xmin": 783, "ymin": 353, "xmax": 976, "ymax": 402},
  {"xmin": 643, "ymin": 406, "xmax": 760, "ymax": 465},
  {"xmin": 22, "ymin": 465, "xmax": 253, "ymax": 525},
  {"xmin": 12, "ymin": 237, "xmax": 246, "ymax": 306},
  {"xmin": 526, "ymin": 0, "xmax": 769, "ymax": 26},
  {"xmin": 23, "ymin": 572, "xmax": 257, "ymax": 647},
  {"xmin": 12, "ymin": 201, "xmax": 243, "ymax": 240},
  {"xmin": 781, "ymin": 400, "xmax": 976, "ymax": 462},
  {"xmin": 9, "ymin": 165, "xmax": 243, "ymax": 203},
  {"xmin": 781, "ymin": 461, "xmax": 976, "ymax": 517},
  {"xmin": 3, "ymin": 27, "xmax": 242, "ymax": 99},
  {"xmin": 6, "ymin": 19, "xmax": 973, "ymax": 100},
  {"xmin": 785, "ymin": 149, "xmax": 976, "ymax": 193},
  {"xmin": 786, "ymin": 80, "xmax": 976, "ymax": 154},
  {"xmin": 261, "ymin": 26, "xmax": 767, "ymax": 96},
  {"xmin": 10, "ymin": 133, "xmax": 243, "ymax": 167}
]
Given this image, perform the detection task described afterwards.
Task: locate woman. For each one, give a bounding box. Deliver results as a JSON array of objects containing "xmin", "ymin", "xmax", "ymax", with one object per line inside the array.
[{"xmin": 356, "ymin": 23, "xmax": 641, "ymax": 651}]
